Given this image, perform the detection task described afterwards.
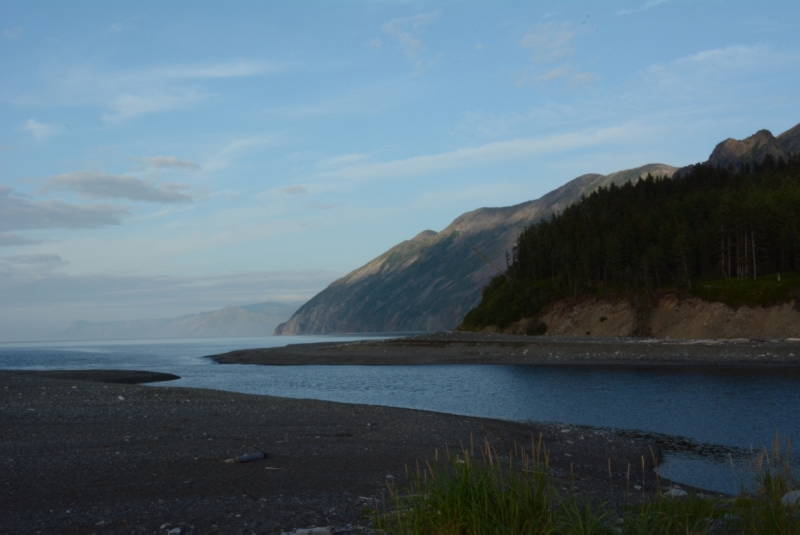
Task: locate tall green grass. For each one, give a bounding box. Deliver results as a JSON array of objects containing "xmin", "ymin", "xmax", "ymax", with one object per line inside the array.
[{"xmin": 375, "ymin": 436, "xmax": 800, "ymax": 535}]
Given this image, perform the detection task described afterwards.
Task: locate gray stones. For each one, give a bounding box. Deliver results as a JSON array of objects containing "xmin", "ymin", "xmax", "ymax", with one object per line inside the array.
[
  {"xmin": 782, "ymin": 490, "xmax": 800, "ymax": 506},
  {"xmin": 664, "ymin": 487, "xmax": 688, "ymax": 498},
  {"xmin": 223, "ymin": 450, "xmax": 268, "ymax": 464},
  {"xmin": 284, "ymin": 528, "xmax": 333, "ymax": 535}
]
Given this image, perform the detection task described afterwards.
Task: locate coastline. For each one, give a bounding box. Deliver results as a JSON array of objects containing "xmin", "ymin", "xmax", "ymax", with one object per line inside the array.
[
  {"xmin": 2, "ymin": 369, "xmax": 697, "ymax": 534},
  {"xmin": 209, "ymin": 331, "xmax": 800, "ymax": 367}
]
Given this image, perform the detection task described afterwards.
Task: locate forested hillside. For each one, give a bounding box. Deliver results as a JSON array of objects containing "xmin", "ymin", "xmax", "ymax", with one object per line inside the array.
[{"xmin": 461, "ymin": 155, "xmax": 800, "ymax": 331}]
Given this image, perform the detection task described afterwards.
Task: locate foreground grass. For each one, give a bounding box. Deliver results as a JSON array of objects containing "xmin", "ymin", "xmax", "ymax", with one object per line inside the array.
[{"xmin": 376, "ymin": 438, "xmax": 800, "ymax": 535}]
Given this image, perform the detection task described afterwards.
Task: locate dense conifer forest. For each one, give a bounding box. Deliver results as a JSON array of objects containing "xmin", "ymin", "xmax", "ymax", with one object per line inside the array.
[{"xmin": 461, "ymin": 156, "xmax": 800, "ymax": 330}]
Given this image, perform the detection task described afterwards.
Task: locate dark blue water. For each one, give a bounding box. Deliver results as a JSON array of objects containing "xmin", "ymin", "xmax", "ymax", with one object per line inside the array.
[{"xmin": 1, "ymin": 336, "xmax": 798, "ymax": 494}]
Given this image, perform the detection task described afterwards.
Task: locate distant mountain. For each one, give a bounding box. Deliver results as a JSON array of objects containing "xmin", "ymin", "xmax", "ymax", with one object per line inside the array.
[
  {"xmin": 276, "ymin": 163, "xmax": 677, "ymax": 334},
  {"xmin": 58, "ymin": 301, "xmax": 299, "ymax": 341}
]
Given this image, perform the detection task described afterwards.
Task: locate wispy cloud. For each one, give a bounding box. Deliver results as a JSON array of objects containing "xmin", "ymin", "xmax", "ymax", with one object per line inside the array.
[
  {"xmin": 140, "ymin": 60, "xmax": 279, "ymax": 81},
  {"xmin": 280, "ymin": 185, "xmax": 309, "ymax": 196},
  {"xmin": 102, "ymin": 90, "xmax": 205, "ymax": 122},
  {"xmin": 521, "ymin": 22, "xmax": 576, "ymax": 63},
  {"xmin": 381, "ymin": 11, "xmax": 441, "ymax": 74},
  {"xmin": 142, "ymin": 156, "xmax": 201, "ymax": 171},
  {"xmin": 22, "ymin": 118, "xmax": 59, "ymax": 141},
  {"xmin": 0, "ymin": 187, "xmax": 126, "ymax": 231},
  {"xmin": 519, "ymin": 22, "xmax": 593, "ymax": 85},
  {"xmin": 46, "ymin": 171, "xmax": 192, "ymax": 203},
  {"xmin": 533, "ymin": 65, "xmax": 594, "ymax": 84},
  {"xmin": 312, "ymin": 123, "xmax": 640, "ymax": 185},
  {"xmin": 643, "ymin": 44, "xmax": 790, "ymax": 92},
  {"xmin": 202, "ymin": 136, "xmax": 276, "ymax": 173},
  {"xmin": 317, "ymin": 153, "xmax": 368, "ymax": 169},
  {"xmin": 20, "ymin": 59, "xmax": 281, "ymax": 121},
  {"xmin": 618, "ymin": 0, "xmax": 669, "ymax": 16}
]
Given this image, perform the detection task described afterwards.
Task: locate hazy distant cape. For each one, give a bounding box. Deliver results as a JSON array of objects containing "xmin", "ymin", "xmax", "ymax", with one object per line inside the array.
[
  {"xmin": 277, "ymin": 122, "xmax": 800, "ymax": 335},
  {"xmin": 59, "ymin": 302, "xmax": 298, "ymax": 341}
]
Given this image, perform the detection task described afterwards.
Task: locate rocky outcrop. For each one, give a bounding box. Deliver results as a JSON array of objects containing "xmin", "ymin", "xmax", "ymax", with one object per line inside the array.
[
  {"xmin": 276, "ymin": 164, "xmax": 676, "ymax": 334},
  {"xmin": 671, "ymin": 122, "xmax": 800, "ymax": 177},
  {"xmin": 531, "ymin": 295, "xmax": 800, "ymax": 339},
  {"xmin": 777, "ymin": 122, "xmax": 800, "ymax": 154},
  {"xmin": 708, "ymin": 129, "xmax": 788, "ymax": 170}
]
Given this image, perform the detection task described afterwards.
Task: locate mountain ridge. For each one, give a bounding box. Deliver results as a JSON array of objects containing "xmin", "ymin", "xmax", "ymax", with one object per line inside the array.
[
  {"xmin": 276, "ymin": 163, "xmax": 677, "ymax": 334},
  {"xmin": 277, "ymin": 122, "xmax": 800, "ymax": 335}
]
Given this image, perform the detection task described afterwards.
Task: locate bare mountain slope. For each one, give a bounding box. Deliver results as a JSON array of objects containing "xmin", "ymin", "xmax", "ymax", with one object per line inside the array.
[
  {"xmin": 708, "ymin": 129, "xmax": 788, "ymax": 169},
  {"xmin": 276, "ymin": 163, "xmax": 676, "ymax": 334}
]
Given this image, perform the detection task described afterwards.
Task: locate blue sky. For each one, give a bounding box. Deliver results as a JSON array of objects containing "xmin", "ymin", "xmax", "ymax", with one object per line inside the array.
[{"xmin": 1, "ymin": 0, "xmax": 799, "ymax": 339}]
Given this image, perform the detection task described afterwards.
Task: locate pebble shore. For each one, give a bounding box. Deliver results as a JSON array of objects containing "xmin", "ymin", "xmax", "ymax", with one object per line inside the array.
[{"xmin": 2, "ymin": 368, "xmax": 678, "ymax": 534}]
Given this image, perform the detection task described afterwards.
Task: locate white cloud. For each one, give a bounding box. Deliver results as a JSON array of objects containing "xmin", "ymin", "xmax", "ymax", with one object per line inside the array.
[
  {"xmin": 46, "ymin": 171, "xmax": 192, "ymax": 203},
  {"xmin": 642, "ymin": 44, "xmax": 791, "ymax": 93},
  {"xmin": 0, "ymin": 187, "xmax": 126, "ymax": 231},
  {"xmin": 317, "ymin": 153, "xmax": 368, "ymax": 169},
  {"xmin": 142, "ymin": 155, "xmax": 201, "ymax": 171},
  {"xmin": 532, "ymin": 65, "xmax": 594, "ymax": 84},
  {"xmin": 280, "ymin": 185, "xmax": 309, "ymax": 196},
  {"xmin": 618, "ymin": 0, "xmax": 669, "ymax": 16},
  {"xmin": 203, "ymin": 136, "xmax": 276, "ymax": 173},
  {"xmin": 381, "ymin": 10, "xmax": 441, "ymax": 74},
  {"xmin": 521, "ymin": 22, "xmax": 576, "ymax": 63},
  {"xmin": 141, "ymin": 60, "xmax": 279, "ymax": 81},
  {"xmin": 102, "ymin": 90, "xmax": 205, "ymax": 122},
  {"xmin": 678, "ymin": 44, "xmax": 774, "ymax": 70},
  {"xmin": 313, "ymin": 123, "xmax": 641, "ymax": 184},
  {"xmin": 22, "ymin": 118, "xmax": 59, "ymax": 141},
  {"xmin": 519, "ymin": 22, "xmax": 594, "ymax": 85},
  {"xmin": 20, "ymin": 59, "xmax": 280, "ymax": 121}
]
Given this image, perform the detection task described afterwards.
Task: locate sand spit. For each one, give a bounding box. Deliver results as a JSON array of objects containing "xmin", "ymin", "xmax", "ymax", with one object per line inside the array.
[{"xmin": 211, "ymin": 332, "xmax": 800, "ymax": 367}]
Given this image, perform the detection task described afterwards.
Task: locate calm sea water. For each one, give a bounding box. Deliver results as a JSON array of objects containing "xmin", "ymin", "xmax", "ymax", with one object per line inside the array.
[{"xmin": 1, "ymin": 335, "xmax": 798, "ymax": 494}]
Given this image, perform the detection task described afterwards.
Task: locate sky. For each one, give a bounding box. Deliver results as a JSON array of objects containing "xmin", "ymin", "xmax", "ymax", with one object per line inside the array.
[{"xmin": 1, "ymin": 0, "xmax": 799, "ymax": 340}]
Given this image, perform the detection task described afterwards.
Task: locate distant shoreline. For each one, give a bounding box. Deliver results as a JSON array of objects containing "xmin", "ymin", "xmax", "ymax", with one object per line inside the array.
[{"xmin": 209, "ymin": 331, "xmax": 800, "ymax": 367}]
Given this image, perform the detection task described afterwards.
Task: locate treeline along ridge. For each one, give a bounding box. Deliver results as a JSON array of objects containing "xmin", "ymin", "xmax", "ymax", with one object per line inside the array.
[{"xmin": 462, "ymin": 155, "xmax": 800, "ymax": 331}]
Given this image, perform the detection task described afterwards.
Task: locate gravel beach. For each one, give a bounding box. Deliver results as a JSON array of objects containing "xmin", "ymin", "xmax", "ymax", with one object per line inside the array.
[
  {"xmin": 2, "ymin": 368, "xmax": 675, "ymax": 534},
  {"xmin": 210, "ymin": 331, "xmax": 800, "ymax": 367}
]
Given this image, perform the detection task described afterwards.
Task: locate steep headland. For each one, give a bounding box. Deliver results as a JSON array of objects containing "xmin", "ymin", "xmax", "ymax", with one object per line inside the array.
[
  {"xmin": 276, "ymin": 122, "xmax": 800, "ymax": 338},
  {"xmin": 462, "ymin": 129, "xmax": 800, "ymax": 336},
  {"xmin": 276, "ymin": 163, "xmax": 676, "ymax": 334}
]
